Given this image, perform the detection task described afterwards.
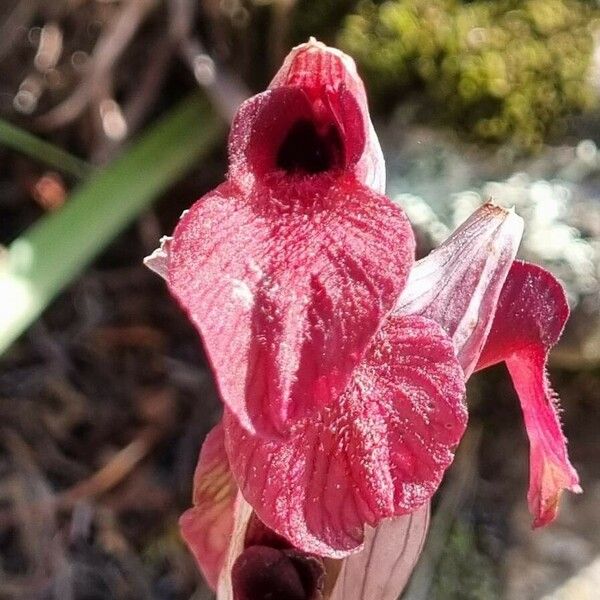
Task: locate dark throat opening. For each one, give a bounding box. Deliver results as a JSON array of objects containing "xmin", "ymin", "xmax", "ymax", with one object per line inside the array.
[{"xmin": 276, "ymin": 119, "xmax": 344, "ymax": 174}]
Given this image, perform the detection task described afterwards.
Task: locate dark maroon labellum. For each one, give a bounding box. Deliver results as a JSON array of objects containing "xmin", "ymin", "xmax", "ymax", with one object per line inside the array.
[{"xmin": 232, "ymin": 545, "xmax": 325, "ymax": 600}]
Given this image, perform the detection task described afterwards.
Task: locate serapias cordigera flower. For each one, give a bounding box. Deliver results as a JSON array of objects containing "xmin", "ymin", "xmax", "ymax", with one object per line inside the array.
[{"xmin": 146, "ymin": 39, "xmax": 581, "ymax": 599}]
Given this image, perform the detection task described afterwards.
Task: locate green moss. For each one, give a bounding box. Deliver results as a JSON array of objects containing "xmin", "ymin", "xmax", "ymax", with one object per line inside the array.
[{"xmin": 338, "ymin": 0, "xmax": 600, "ymax": 150}]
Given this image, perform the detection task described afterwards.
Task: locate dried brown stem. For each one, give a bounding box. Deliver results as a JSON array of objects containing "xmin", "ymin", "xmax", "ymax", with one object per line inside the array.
[
  {"xmin": 60, "ymin": 426, "xmax": 162, "ymax": 505},
  {"xmin": 0, "ymin": 0, "xmax": 39, "ymax": 63},
  {"xmin": 36, "ymin": 0, "xmax": 157, "ymax": 130},
  {"xmin": 178, "ymin": 36, "xmax": 249, "ymax": 124},
  {"xmin": 172, "ymin": 0, "xmax": 249, "ymax": 123},
  {"xmin": 91, "ymin": 35, "xmax": 175, "ymax": 164},
  {"xmin": 269, "ymin": 0, "xmax": 297, "ymax": 72}
]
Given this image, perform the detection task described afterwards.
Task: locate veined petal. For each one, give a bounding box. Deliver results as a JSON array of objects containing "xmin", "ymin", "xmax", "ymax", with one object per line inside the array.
[
  {"xmin": 180, "ymin": 424, "xmax": 321, "ymax": 599},
  {"xmin": 476, "ymin": 261, "xmax": 581, "ymax": 526},
  {"xmin": 179, "ymin": 423, "xmax": 237, "ymax": 589},
  {"xmin": 269, "ymin": 39, "xmax": 385, "ymax": 193},
  {"xmin": 270, "ymin": 39, "xmax": 368, "ymax": 97},
  {"xmin": 333, "ymin": 203, "xmax": 521, "ymax": 599},
  {"xmin": 216, "ymin": 497, "xmax": 253, "ymax": 600},
  {"xmin": 329, "ymin": 505, "xmax": 430, "ymax": 600},
  {"xmin": 168, "ymin": 176, "xmax": 414, "ymax": 437},
  {"xmin": 396, "ymin": 203, "xmax": 524, "ymax": 376},
  {"xmin": 230, "ymin": 40, "xmax": 385, "ymax": 192},
  {"xmin": 224, "ymin": 315, "xmax": 466, "ymax": 557}
]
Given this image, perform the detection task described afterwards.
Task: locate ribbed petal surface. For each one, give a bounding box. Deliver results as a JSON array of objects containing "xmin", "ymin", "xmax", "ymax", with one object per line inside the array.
[
  {"xmin": 224, "ymin": 315, "xmax": 466, "ymax": 557},
  {"xmin": 396, "ymin": 203, "xmax": 523, "ymax": 376},
  {"xmin": 267, "ymin": 39, "xmax": 385, "ymax": 192},
  {"xmin": 328, "ymin": 504, "xmax": 430, "ymax": 600},
  {"xmin": 330, "ymin": 203, "xmax": 521, "ymax": 599},
  {"xmin": 180, "ymin": 423, "xmax": 237, "ymax": 589},
  {"xmin": 168, "ymin": 175, "xmax": 414, "ymax": 437}
]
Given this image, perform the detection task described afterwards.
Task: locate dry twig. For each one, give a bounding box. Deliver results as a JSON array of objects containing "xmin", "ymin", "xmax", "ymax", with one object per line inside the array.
[
  {"xmin": 60, "ymin": 425, "xmax": 162, "ymax": 505},
  {"xmin": 36, "ymin": 0, "xmax": 157, "ymax": 130},
  {"xmin": 171, "ymin": 0, "xmax": 249, "ymax": 123}
]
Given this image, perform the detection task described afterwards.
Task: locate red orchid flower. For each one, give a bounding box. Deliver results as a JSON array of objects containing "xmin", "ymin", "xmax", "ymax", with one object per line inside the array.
[{"xmin": 146, "ymin": 40, "xmax": 580, "ymax": 598}]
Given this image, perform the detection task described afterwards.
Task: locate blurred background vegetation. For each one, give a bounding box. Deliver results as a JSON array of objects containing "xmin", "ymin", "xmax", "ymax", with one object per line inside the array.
[
  {"xmin": 1, "ymin": 1, "xmax": 600, "ymax": 599},
  {"xmin": 340, "ymin": 0, "xmax": 599, "ymax": 149}
]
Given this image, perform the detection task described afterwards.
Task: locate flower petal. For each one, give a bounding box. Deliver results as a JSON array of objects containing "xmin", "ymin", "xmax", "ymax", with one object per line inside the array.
[
  {"xmin": 179, "ymin": 423, "xmax": 237, "ymax": 589},
  {"xmin": 328, "ymin": 505, "xmax": 430, "ymax": 600},
  {"xmin": 230, "ymin": 40, "xmax": 385, "ymax": 192},
  {"xmin": 168, "ymin": 176, "xmax": 414, "ymax": 436},
  {"xmin": 270, "ymin": 39, "xmax": 367, "ymax": 97},
  {"xmin": 216, "ymin": 497, "xmax": 255, "ymax": 600},
  {"xmin": 269, "ymin": 39, "xmax": 385, "ymax": 192},
  {"xmin": 396, "ymin": 203, "xmax": 523, "ymax": 375},
  {"xmin": 331, "ymin": 203, "xmax": 520, "ymax": 596},
  {"xmin": 322, "ymin": 203, "xmax": 520, "ymax": 595},
  {"xmin": 228, "ymin": 86, "xmax": 327, "ymax": 184},
  {"xmin": 224, "ymin": 315, "xmax": 466, "ymax": 557},
  {"xmin": 476, "ymin": 260, "xmax": 581, "ymax": 526}
]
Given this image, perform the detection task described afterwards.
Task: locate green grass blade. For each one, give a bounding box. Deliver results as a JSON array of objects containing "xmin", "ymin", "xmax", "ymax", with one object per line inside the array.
[
  {"xmin": 0, "ymin": 93, "xmax": 224, "ymax": 354},
  {"xmin": 0, "ymin": 118, "xmax": 92, "ymax": 179}
]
